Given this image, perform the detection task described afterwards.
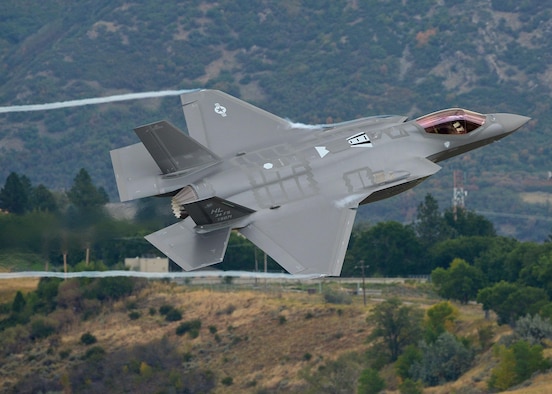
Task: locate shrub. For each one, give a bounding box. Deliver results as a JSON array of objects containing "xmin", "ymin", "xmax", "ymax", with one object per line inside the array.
[
  {"xmin": 165, "ymin": 308, "xmax": 183, "ymax": 322},
  {"xmin": 478, "ymin": 325, "xmax": 495, "ymax": 350},
  {"xmin": 159, "ymin": 304, "xmax": 174, "ymax": 315},
  {"xmin": 80, "ymin": 332, "xmax": 97, "ymax": 345},
  {"xmin": 221, "ymin": 376, "xmax": 233, "ymax": 386},
  {"xmin": 128, "ymin": 311, "xmax": 141, "ymax": 320},
  {"xmin": 59, "ymin": 349, "xmax": 71, "ymax": 359},
  {"xmin": 357, "ymin": 368, "xmax": 385, "ymax": 394},
  {"xmin": 216, "ymin": 304, "xmax": 236, "ymax": 315},
  {"xmin": 399, "ymin": 379, "xmax": 424, "ymax": 394},
  {"xmin": 396, "ymin": 345, "xmax": 422, "ymax": 380},
  {"xmin": 410, "ymin": 332, "xmax": 474, "ymax": 386},
  {"xmin": 89, "ymin": 277, "xmax": 135, "ymax": 301},
  {"xmin": 176, "ymin": 319, "xmax": 202, "ymax": 337},
  {"xmin": 302, "ymin": 352, "xmax": 362, "ymax": 393},
  {"xmin": 323, "ymin": 287, "xmax": 352, "ymax": 305},
  {"xmin": 513, "ymin": 314, "xmax": 552, "ymax": 345},
  {"xmin": 83, "ymin": 345, "xmax": 105, "ymax": 361},
  {"xmin": 29, "ymin": 317, "xmax": 57, "ymax": 340},
  {"xmin": 489, "ymin": 340, "xmax": 551, "ymax": 390},
  {"xmin": 159, "ymin": 305, "xmax": 171, "ymax": 315},
  {"xmin": 208, "ymin": 325, "xmax": 217, "ymax": 334}
]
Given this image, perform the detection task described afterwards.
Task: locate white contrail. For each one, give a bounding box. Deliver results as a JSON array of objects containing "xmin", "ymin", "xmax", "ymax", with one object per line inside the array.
[
  {"xmin": 0, "ymin": 270, "xmax": 321, "ymax": 280},
  {"xmin": 0, "ymin": 89, "xmax": 200, "ymax": 114}
]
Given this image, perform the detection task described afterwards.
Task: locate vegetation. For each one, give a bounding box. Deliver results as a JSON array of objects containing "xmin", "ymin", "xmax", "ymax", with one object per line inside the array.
[{"xmin": 1, "ymin": 275, "xmax": 552, "ymax": 392}]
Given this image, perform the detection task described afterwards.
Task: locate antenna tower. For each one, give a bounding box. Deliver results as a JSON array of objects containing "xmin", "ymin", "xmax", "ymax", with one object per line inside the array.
[{"xmin": 452, "ymin": 170, "xmax": 467, "ymax": 220}]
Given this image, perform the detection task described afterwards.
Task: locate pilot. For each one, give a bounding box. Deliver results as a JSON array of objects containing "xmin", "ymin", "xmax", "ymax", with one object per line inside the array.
[{"xmin": 452, "ymin": 121, "xmax": 465, "ymax": 134}]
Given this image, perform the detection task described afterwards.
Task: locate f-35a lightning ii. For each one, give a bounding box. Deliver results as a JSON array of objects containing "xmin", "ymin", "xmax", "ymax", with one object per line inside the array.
[{"xmin": 110, "ymin": 89, "xmax": 529, "ymax": 276}]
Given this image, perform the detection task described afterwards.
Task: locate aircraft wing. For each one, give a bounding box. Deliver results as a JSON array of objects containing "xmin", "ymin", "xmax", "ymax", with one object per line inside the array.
[{"xmin": 238, "ymin": 196, "xmax": 358, "ymax": 276}]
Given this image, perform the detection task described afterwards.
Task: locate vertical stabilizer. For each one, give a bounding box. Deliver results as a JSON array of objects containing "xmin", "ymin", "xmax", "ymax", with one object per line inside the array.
[{"xmin": 180, "ymin": 89, "xmax": 293, "ymax": 158}]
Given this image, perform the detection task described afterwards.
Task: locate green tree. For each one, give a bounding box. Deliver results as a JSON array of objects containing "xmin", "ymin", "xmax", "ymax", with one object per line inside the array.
[
  {"xmin": 368, "ymin": 298, "xmax": 423, "ymax": 362},
  {"xmin": 0, "ymin": 172, "xmax": 30, "ymax": 214},
  {"xmin": 489, "ymin": 340, "xmax": 551, "ymax": 390},
  {"xmin": 488, "ymin": 344, "xmax": 517, "ymax": 391},
  {"xmin": 474, "ymin": 236, "xmax": 518, "ymax": 284},
  {"xmin": 357, "ymin": 368, "xmax": 385, "ymax": 394},
  {"xmin": 429, "ymin": 236, "xmax": 494, "ymax": 269},
  {"xmin": 11, "ymin": 291, "xmax": 26, "ymax": 313},
  {"xmin": 30, "ymin": 184, "xmax": 58, "ymax": 212},
  {"xmin": 67, "ymin": 168, "xmax": 108, "ymax": 211},
  {"xmin": 395, "ymin": 344, "xmax": 422, "ymax": 380},
  {"xmin": 414, "ymin": 194, "xmax": 453, "ymax": 247},
  {"xmin": 503, "ymin": 242, "xmax": 550, "ymax": 283},
  {"xmin": 424, "ymin": 301, "xmax": 458, "ymax": 342},
  {"xmin": 348, "ymin": 222, "xmax": 425, "ymax": 276},
  {"xmin": 301, "ymin": 352, "xmax": 362, "ymax": 394},
  {"xmin": 444, "ymin": 207, "xmax": 496, "ymax": 237},
  {"xmin": 519, "ymin": 252, "xmax": 552, "ymax": 298},
  {"xmin": 431, "ymin": 258, "xmax": 486, "ymax": 304},
  {"xmin": 477, "ymin": 282, "xmax": 549, "ymax": 326}
]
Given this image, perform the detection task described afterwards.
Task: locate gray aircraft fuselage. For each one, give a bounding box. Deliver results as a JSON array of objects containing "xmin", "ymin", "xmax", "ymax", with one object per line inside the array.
[{"xmin": 181, "ymin": 111, "xmax": 527, "ymax": 216}]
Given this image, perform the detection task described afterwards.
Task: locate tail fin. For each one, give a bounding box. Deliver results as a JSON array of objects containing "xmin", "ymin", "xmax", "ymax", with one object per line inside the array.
[
  {"xmin": 134, "ymin": 120, "xmax": 220, "ymax": 175},
  {"xmin": 180, "ymin": 89, "xmax": 293, "ymax": 158},
  {"xmin": 110, "ymin": 121, "xmax": 220, "ymax": 202}
]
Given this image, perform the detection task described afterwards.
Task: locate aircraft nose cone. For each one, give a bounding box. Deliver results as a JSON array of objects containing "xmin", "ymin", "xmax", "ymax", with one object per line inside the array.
[{"xmin": 493, "ymin": 113, "xmax": 531, "ymax": 133}]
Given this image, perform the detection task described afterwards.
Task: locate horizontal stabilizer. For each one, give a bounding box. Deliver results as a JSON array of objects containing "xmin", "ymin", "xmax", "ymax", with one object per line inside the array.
[
  {"xmin": 145, "ymin": 218, "xmax": 231, "ymax": 271},
  {"xmin": 135, "ymin": 120, "xmax": 220, "ymax": 175},
  {"xmin": 180, "ymin": 89, "xmax": 292, "ymax": 158},
  {"xmin": 185, "ymin": 197, "xmax": 255, "ymax": 228}
]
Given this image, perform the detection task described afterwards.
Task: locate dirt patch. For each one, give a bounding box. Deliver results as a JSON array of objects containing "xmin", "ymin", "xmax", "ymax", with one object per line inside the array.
[{"xmin": 520, "ymin": 192, "xmax": 552, "ymax": 205}]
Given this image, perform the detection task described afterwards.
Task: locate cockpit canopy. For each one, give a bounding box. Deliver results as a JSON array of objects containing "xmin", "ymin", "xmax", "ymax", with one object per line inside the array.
[{"xmin": 415, "ymin": 109, "xmax": 486, "ymax": 135}]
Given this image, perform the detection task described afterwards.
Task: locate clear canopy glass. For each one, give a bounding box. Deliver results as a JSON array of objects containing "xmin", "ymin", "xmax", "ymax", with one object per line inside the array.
[{"xmin": 415, "ymin": 109, "xmax": 486, "ymax": 135}]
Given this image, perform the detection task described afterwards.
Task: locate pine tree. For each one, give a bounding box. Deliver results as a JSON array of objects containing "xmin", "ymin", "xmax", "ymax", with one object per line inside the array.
[{"xmin": 0, "ymin": 172, "xmax": 30, "ymax": 214}]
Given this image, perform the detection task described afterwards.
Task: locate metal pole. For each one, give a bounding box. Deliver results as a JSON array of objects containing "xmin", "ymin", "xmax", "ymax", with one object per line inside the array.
[{"xmin": 360, "ymin": 260, "xmax": 366, "ymax": 306}]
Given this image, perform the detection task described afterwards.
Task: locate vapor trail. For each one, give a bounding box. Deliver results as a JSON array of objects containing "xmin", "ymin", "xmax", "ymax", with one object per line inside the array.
[
  {"xmin": 0, "ymin": 270, "xmax": 320, "ymax": 280},
  {"xmin": 0, "ymin": 89, "xmax": 199, "ymax": 114}
]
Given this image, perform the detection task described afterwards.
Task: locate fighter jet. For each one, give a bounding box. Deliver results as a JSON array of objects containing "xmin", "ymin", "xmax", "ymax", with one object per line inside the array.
[{"xmin": 110, "ymin": 89, "xmax": 529, "ymax": 276}]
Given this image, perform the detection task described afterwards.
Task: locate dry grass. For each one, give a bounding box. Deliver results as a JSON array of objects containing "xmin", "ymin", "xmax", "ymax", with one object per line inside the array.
[
  {"xmin": 520, "ymin": 192, "xmax": 552, "ymax": 205},
  {"xmin": 2, "ymin": 280, "xmax": 552, "ymax": 393},
  {"xmin": 0, "ymin": 277, "xmax": 39, "ymax": 303}
]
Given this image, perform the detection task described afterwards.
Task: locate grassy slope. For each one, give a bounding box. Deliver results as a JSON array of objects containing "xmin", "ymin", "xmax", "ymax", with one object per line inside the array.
[
  {"xmin": 0, "ymin": 281, "xmax": 552, "ymax": 394},
  {"xmin": 2, "ymin": 280, "xmax": 552, "ymax": 392}
]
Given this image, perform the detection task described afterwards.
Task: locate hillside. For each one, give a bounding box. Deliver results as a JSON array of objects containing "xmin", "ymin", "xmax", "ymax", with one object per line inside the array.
[
  {"xmin": 1, "ymin": 0, "xmax": 552, "ymax": 239},
  {"xmin": 2, "ymin": 278, "xmax": 552, "ymax": 393}
]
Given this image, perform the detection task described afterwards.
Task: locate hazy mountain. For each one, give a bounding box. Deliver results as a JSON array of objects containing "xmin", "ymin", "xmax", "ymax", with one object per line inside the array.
[{"xmin": 1, "ymin": 0, "xmax": 551, "ymax": 239}]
